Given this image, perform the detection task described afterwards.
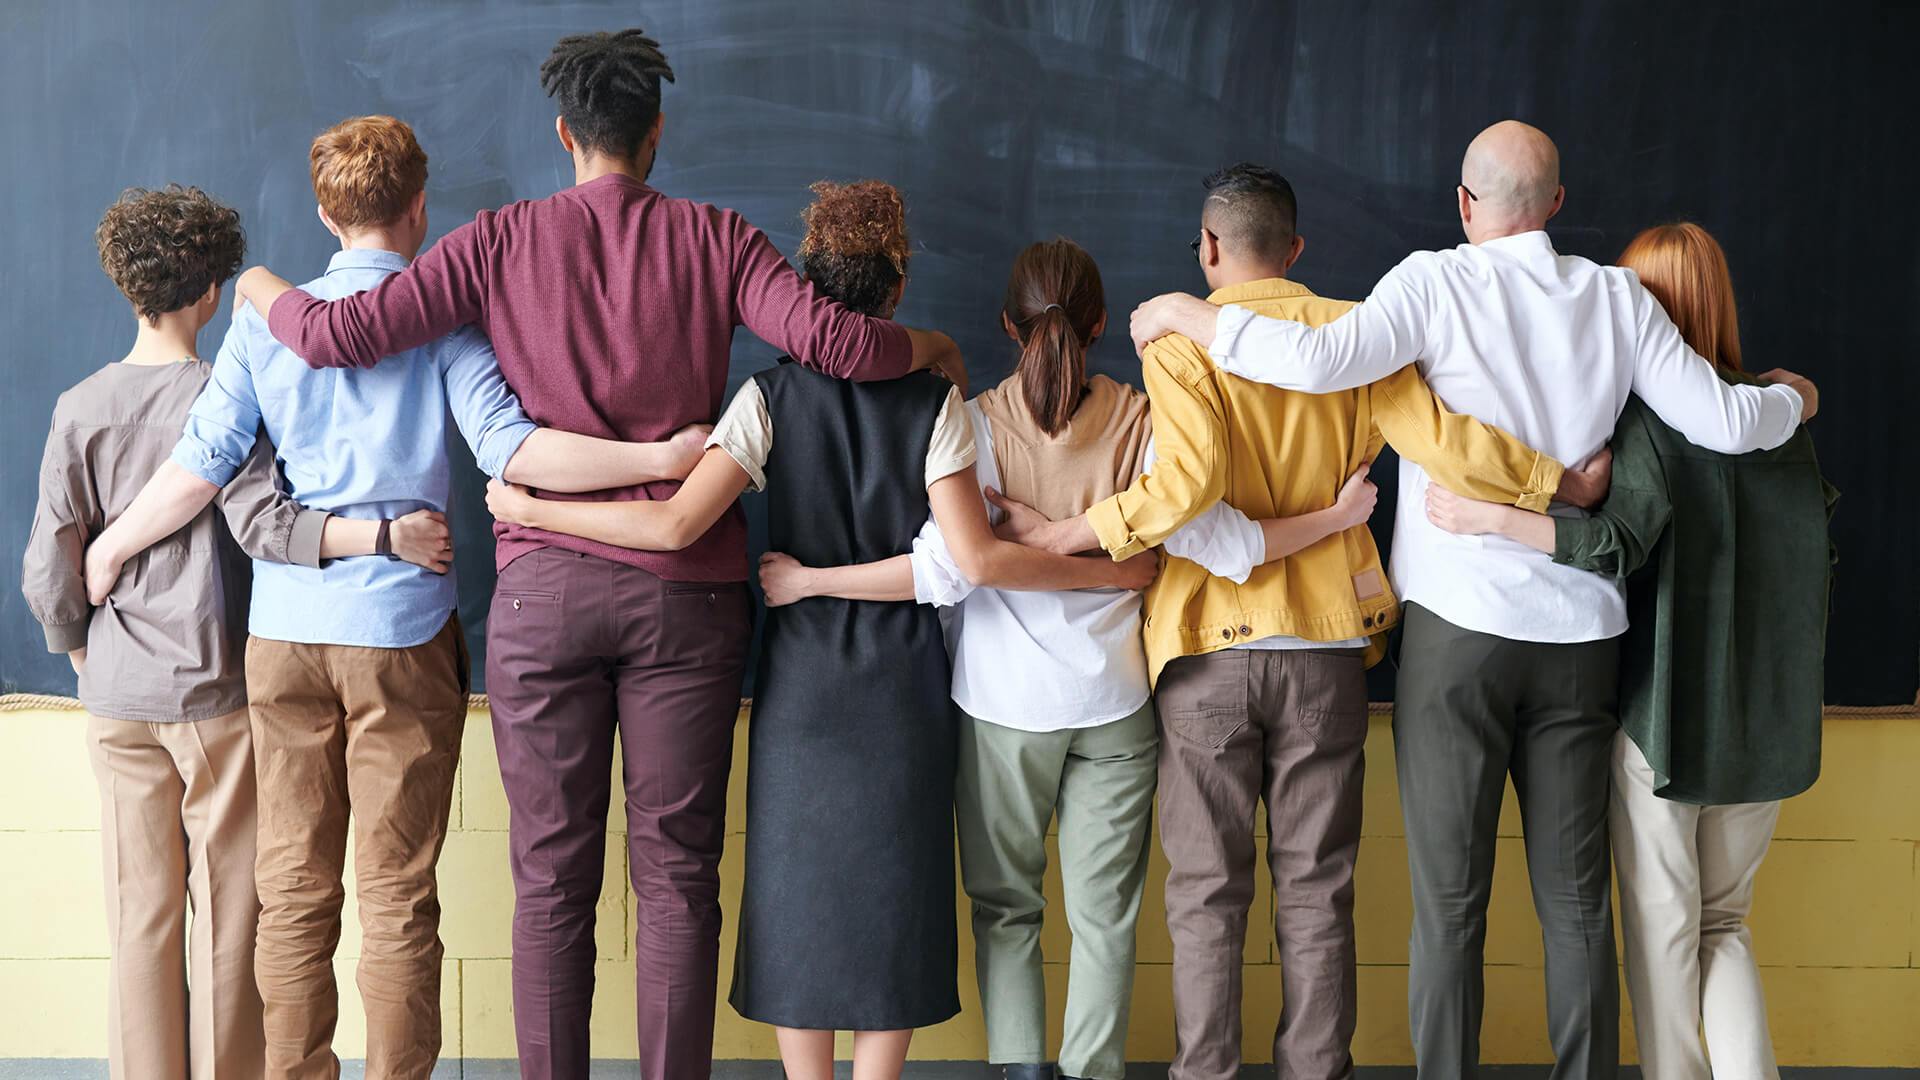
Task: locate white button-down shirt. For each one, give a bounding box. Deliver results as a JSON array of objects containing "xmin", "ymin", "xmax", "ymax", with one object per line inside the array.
[{"xmin": 1207, "ymin": 230, "xmax": 1805, "ymax": 644}]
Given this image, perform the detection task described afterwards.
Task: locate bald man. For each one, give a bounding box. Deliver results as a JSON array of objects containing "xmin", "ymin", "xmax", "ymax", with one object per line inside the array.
[{"xmin": 1125, "ymin": 121, "xmax": 1817, "ymax": 1080}]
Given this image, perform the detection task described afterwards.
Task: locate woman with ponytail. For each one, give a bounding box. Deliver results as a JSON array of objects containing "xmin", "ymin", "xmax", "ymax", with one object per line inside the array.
[{"xmin": 759, "ymin": 237, "xmax": 1292, "ymax": 1080}]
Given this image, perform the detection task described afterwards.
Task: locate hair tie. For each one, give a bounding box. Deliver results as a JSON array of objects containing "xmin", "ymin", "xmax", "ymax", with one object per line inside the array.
[{"xmin": 1042, "ymin": 303, "xmax": 1064, "ymax": 314}]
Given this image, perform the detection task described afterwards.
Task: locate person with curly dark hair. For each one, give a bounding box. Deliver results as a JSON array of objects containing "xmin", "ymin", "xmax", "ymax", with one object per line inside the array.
[
  {"xmin": 484, "ymin": 179, "xmax": 1154, "ymax": 1080},
  {"xmin": 230, "ymin": 36, "xmax": 968, "ymax": 1078},
  {"xmin": 20, "ymin": 184, "xmax": 449, "ymax": 1080}
]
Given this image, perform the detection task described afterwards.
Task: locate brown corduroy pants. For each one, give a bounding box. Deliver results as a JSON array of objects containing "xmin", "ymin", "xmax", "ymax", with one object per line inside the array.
[
  {"xmin": 246, "ymin": 615, "xmax": 468, "ymax": 1080},
  {"xmin": 87, "ymin": 707, "xmax": 265, "ymax": 1080},
  {"xmin": 1153, "ymin": 647, "xmax": 1369, "ymax": 1080}
]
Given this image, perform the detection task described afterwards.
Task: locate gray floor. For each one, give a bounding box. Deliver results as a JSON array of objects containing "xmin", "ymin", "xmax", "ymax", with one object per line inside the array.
[{"xmin": 1, "ymin": 1064, "xmax": 1916, "ymax": 1079}]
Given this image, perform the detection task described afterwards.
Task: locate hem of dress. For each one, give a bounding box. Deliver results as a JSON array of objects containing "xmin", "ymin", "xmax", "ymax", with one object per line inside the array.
[{"xmin": 729, "ymin": 998, "xmax": 962, "ymax": 1032}]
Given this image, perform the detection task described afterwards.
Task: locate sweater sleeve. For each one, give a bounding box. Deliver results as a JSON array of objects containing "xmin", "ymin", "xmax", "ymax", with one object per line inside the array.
[
  {"xmin": 1551, "ymin": 405, "xmax": 1674, "ymax": 581},
  {"xmin": 22, "ymin": 422, "xmax": 92, "ymax": 652},
  {"xmin": 730, "ymin": 221, "xmax": 913, "ymax": 382},
  {"xmin": 267, "ymin": 218, "xmax": 491, "ymax": 370}
]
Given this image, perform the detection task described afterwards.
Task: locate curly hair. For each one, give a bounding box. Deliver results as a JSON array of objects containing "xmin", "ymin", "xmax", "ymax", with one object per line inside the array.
[
  {"xmin": 541, "ymin": 28, "xmax": 675, "ymax": 160},
  {"xmin": 95, "ymin": 185, "xmax": 245, "ymax": 324},
  {"xmin": 310, "ymin": 115, "xmax": 429, "ymax": 232},
  {"xmin": 796, "ymin": 180, "xmax": 909, "ymax": 317}
]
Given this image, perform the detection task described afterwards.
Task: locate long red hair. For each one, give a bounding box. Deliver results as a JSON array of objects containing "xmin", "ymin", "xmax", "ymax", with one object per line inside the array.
[{"xmin": 1618, "ymin": 222, "xmax": 1743, "ymax": 372}]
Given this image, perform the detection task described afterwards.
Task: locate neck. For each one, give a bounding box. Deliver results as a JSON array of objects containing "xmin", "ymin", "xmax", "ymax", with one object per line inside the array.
[
  {"xmin": 573, "ymin": 149, "xmax": 650, "ymax": 186},
  {"xmin": 1212, "ymin": 261, "xmax": 1290, "ymax": 290},
  {"xmin": 123, "ymin": 309, "xmax": 202, "ymax": 366},
  {"xmin": 339, "ymin": 229, "xmax": 414, "ymax": 260}
]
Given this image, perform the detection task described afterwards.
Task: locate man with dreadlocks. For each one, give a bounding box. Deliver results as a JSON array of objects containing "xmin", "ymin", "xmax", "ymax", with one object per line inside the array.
[{"xmin": 234, "ymin": 27, "xmax": 963, "ymax": 1080}]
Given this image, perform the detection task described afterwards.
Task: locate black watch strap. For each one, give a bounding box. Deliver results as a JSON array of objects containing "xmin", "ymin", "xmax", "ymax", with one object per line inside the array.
[{"xmin": 375, "ymin": 518, "xmax": 396, "ymax": 560}]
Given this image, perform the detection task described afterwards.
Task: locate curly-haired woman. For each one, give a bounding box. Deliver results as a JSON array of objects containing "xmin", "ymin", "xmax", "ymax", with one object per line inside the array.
[{"xmin": 485, "ymin": 180, "xmax": 1155, "ymax": 1080}]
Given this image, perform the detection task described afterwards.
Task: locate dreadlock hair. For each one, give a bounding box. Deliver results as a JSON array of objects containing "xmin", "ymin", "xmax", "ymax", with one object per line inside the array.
[
  {"xmin": 540, "ymin": 28, "xmax": 676, "ymax": 160},
  {"xmin": 1004, "ymin": 238, "xmax": 1105, "ymax": 437},
  {"xmin": 1201, "ymin": 162, "xmax": 1298, "ymax": 268},
  {"xmin": 797, "ymin": 180, "xmax": 910, "ymax": 318}
]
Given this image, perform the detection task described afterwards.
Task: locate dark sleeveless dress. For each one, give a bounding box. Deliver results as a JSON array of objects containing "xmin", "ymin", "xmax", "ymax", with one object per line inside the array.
[{"xmin": 728, "ymin": 362, "xmax": 960, "ymax": 1030}]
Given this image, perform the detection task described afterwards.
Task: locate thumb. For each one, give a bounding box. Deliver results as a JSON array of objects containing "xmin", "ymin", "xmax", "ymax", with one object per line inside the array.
[{"xmin": 984, "ymin": 487, "xmax": 1009, "ymax": 509}]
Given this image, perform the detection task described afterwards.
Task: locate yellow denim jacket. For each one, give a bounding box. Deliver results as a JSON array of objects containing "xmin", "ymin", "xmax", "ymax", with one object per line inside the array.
[{"xmin": 1085, "ymin": 278, "xmax": 1563, "ymax": 684}]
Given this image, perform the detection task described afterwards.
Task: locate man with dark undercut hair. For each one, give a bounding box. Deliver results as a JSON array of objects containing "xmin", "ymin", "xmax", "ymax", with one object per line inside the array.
[{"xmin": 235, "ymin": 27, "xmax": 963, "ymax": 1080}]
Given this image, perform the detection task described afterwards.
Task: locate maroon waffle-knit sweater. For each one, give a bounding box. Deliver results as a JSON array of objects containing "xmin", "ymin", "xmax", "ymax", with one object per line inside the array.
[{"xmin": 267, "ymin": 172, "xmax": 913, "ymax": 581}]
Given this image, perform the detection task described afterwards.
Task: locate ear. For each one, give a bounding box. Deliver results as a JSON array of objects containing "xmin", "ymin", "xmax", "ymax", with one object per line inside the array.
[
  {"xmin": 1283, "ymin": 234, "xmax": 1307, "ymax": 273},
  {"xmin": 555, "ymin": 115, "xmax": 575, "ymax": 155},
  {"xmin": 1001, "ymin": 312, "xmax": 1020, "ymax": 342},
  {"xmin": 1089, "ymin": 309, "xmax": 1108, "ymax": 343},
  {"xmin": 1545, "ymin": 185, "xmax": 1566, "ymax": 222},
  {"xmin": 648, "ymin": 111, "xmax": 665, "ymax": 152},
  {"xmin": 409, "ymin": 188, "xmax": 428, "ymax": 228},
  {"xmin": 890, "ymin": 276, "xmax": 906, "ymax": 309},
  {"xmin": 1457, "ymin": 185, "xmax": 1473, "ymax": 226},
  {"xmin": 1201, "ymin": 228, "xmax": 1222, "ymax": 268},
  {"xmin": 316, "ymin": 203, "xmax": 343, "ymax": 240},
  {"xmin": 201, "ymin": 281, "xmax": 221, "ymax": 310}
]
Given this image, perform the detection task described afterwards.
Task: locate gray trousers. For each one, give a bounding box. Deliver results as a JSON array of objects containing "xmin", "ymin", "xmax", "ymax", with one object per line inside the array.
[{"xmin": 1393, "ymin": 604, "xmax": 1620, "ymax": 1080}]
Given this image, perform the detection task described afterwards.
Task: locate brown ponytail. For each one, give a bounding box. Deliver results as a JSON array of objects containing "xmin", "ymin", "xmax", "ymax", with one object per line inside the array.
[{"xmin": 1004, "ymin": 238, "xmax": 1105, "ymax": 436}]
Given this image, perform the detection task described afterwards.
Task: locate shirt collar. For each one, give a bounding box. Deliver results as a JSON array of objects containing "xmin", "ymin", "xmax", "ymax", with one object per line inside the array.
[
  {"xmin": 326, "ymin": 248, "xmax": 410, "ymax": 275},
  {"xmin": 1476, "ymin": 230, "xmax": 1557, "ymax": 257},
  {"xmin": 1206, "ymin": 276, "xmax": 1317, "ymax": 306}
]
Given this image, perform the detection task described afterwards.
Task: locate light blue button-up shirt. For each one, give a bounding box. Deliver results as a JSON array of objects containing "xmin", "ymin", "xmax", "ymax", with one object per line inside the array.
[{"xmin": 172, "ymin": 248, "xmax": 537, "ymax": 648}]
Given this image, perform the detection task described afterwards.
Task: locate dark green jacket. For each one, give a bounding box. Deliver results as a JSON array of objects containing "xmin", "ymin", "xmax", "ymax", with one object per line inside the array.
[{"xmin": 1553, "ymin": 380, "xmax": 1837, "ymax": 805}]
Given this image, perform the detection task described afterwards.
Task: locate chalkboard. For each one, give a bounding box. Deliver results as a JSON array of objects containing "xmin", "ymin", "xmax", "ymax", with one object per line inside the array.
[{"xmin": 4, "ymin": 0, "xmax": 1915, "ymax": 704}]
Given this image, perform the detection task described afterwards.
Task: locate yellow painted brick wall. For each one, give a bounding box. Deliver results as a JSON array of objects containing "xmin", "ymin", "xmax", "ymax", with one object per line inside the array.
[{"xmin": 1, "ymin": 705, "xmax": 1915, "ymax": 1065}]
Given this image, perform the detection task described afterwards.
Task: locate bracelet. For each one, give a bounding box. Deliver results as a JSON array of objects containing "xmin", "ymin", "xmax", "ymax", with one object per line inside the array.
[{"xmin": 375, "ymin": 518, "xmax": 396, "ymax": 560}]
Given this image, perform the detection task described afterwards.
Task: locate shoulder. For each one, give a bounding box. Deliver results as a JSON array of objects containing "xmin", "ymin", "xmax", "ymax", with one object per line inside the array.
[
  {"xmin": 48, "ymin": 367, "xmax": 116, "ymax": 428},
  {"xmin": 1140, "ymin": 333, "xmax": 1213, "ymax": 387}
]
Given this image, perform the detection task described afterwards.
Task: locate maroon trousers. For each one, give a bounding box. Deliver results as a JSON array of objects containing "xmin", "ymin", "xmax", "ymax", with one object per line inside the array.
[{"xmin": 485, "ymin": 549, "xmax": 751, "ymax": 1080}]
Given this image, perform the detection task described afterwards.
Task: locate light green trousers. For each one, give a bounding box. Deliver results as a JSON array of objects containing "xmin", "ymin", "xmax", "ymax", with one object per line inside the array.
[{"xmin": 954, "ymin": 702, "xmax": 1158, "ymax": 1080}]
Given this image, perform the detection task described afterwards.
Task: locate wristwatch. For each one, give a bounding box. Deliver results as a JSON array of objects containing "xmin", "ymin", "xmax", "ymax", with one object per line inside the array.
[{"xmin": 375, "ymin": 518, "xmax": 397, "ymax": 560}]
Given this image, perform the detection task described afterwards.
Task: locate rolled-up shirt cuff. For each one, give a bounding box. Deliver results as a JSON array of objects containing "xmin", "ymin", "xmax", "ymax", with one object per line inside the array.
[
  {"xmin": 288, "ymin": 509, "xmax": 330, "ymax": 568},
  {"xmin": 1086, "ymin": 496, "xmax": 1147, "ymax": 561},
  {"xmin": 1205, "ymin": 304, "xmax": 1256, "ymax": 369},
  {"xmin": 1518, "ymin": 454, "xmax": 1566, "ymax": 514},
  {"xmin": 43, "ymin": 619, "xmax": 88, "ymax": 653},
  {"xmin": 477, "ymin": 421, "xmax": 540, "ymax": 482},
  {"xmin": 705, "ymin": 432, "xmax": 767, "ymax": 493},
  {"xmin": 169, "ymin": 439, "xmax": 241, "ymax": 489}
]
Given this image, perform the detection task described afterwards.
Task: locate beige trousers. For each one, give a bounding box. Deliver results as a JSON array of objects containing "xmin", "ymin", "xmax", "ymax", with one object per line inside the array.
[
  {"xmin": 87, "ymin": 708, "xmax": 265, "ymax": 1080},
  {"xmin": 247, "ymin": 617, "xmax": 468, "ymax": 1080},
  {"xmin": 1612, "ymin": 730, "xmax": 1782, "ymax": 1080}
]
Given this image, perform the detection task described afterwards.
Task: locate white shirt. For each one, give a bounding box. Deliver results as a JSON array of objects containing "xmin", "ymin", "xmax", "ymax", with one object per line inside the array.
[
  {"xmin": 910, "ymin": 405, "xmax": 1283, "ymax": 732},
  {"xmin": 1208, "ymin": 231, "xmax": 1805, "ymax": 644}
]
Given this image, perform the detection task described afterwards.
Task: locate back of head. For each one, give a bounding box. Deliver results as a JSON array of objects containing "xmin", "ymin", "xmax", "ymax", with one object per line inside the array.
[
  {"xmin": 1460, "ymin": 120, "xmax": 1562, "ymax": 228},
  {"xmin": 310, "ymin": 115, "xmax": 428, "ymax": 232},
  {"xmin": 540, "ymin": 29, "xmax": 675, "ymax": 160},
  {"xmin": 95, "ymin": 184, "xmax": 245, "ymax": 324},
  {"xmin": 1618, "ymin": 222, "xmax": 1743, "ymax": 372},
  {"xmin": 1201, "ymin": 162, "xmax": 1298, "ymax": 273},
  {"xmin": 1004, "ymin": 238, "xmax": 1105, "ymax": 436},
  {"xmin": 796, "ymin": 180, "xmax": 909, "ymax": 318}
]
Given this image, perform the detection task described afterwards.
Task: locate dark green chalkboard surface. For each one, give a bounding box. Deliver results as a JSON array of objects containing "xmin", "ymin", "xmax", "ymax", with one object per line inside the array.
[{"xmin": 5, "ymin": 0, "xmax": 1914, "ymax": 703}]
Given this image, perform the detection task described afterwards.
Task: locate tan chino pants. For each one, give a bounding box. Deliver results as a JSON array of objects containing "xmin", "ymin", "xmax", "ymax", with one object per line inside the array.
[
  {"xmin": 87, "ymin": 707, "xmax": 265, "ymax": 1080},
  {"xmin": 247, "ymin": 616, "xmax": 468, "ymax": 1080}
]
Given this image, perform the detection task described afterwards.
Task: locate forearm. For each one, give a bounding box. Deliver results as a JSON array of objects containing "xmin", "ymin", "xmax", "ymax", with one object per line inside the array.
[
  {"xmin": 798, "ymin": 556, "xmax": 916, "ymax": 602},
  {"xmin": 1259, "ymin": 507, "xmax": 1352, "ymax": 563},
  {"xmin": 968, "ymin": 540, "xmax": 1131, "ymax": 591},
  {"xmin": 1030, "ymin": 513, "xmax": 1101, "ymax": 555},
  {"xmin": 95, "ymin": 462, "xmax": 220, "ymax": 567},
  {"xmin": 318, "ymin": 517, "xmax": 381, "ymax": 559},
  {"xmin": 905, "ymin": 327, "xmax": 967, "ymax": 395},
  {"xmin": 502, "ymin": 429, "xmax": 683, "ymax": 492},
  {"xmin": 1483, "ymin": 504, "xmax": 1556, "ymax": 554},
  {"xmin": 513, "ymin": 496, "xmax": 692, "ymax": 550}
]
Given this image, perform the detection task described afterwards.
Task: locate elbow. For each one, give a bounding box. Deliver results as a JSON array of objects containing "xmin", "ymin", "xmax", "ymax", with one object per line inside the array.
[
  {"xmin": 656, "ymin": 510, "xmax": 702, "ymax": 553},
  {"xmin": 951, "ymin": 543, "xmax": 1000, "ymax": 588}
]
